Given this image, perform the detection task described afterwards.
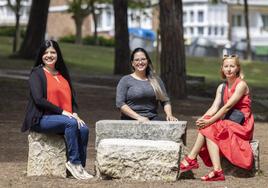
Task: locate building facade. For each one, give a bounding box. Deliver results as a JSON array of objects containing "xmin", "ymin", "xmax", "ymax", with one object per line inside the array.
[{"xmin": 1, "ymin": 0, "xmax": 268, "ymax": 48}]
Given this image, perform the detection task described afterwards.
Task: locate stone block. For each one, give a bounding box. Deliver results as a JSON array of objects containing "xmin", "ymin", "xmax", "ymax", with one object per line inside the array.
[
  {"xmin": 27, "ymin": 131, "xmax": 67, "ymax": 178},
  {"xmin": 96, "ymin": 138, "xmax": 182, "ymax": 181},
  {"xmin": 95, "ymin": 120, "xmax": 187, "ymax": 148},
  {"xmin": 222, "ymin": 139, "xmax": 260, "ymax": 177}
]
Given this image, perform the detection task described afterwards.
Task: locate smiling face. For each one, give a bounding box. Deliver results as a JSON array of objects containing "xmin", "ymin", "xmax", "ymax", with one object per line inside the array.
[
  {"xmin": 42, "ymin": 47, "xmax": 57, "ymax": 69},
  {"xmin": 221, "ymin": 58, "xmax": 240, "ymax": 79},
  {"xmin": 132, "ymin": 51, "xmax": 148, "ymax": 73}
]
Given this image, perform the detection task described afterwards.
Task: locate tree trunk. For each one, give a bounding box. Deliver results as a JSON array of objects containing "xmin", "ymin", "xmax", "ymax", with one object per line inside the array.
[
  {"xmin": 91, "ymin": 1, "xmax": 99, "ymax": 45},
  {"xmin": 244, "ymin": 0, "xmax": 251, "ymax": 60},
  {"xmin": 159, "ymin": 0, "xmax": 187, "ymax": 99},
  {"xmin": 18, "ymin": 0, "xmax": 50, "ymax": 59},
  {"xmin": 113, "ymin": 0, "xmax": 130, "ymax": 75},
  {"xmin": 13, "ymin": 10, "xmax": 20, "ymax": 53},
  {"xmin": 74, "ymin": 16, "xmax": 83, "ymax": 44}
]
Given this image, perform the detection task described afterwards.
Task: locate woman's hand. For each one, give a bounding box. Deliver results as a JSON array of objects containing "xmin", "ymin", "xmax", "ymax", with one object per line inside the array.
[
  {"xmin": 166, "ymin": 115, "xmax": 178, "ymax": 121},
  {"xmin": 136, "ymin": 116, "xmax": 150, "ymax": 123},
  {"xmin": 73, "ymin": 113, "xmax": 86, "ymax": 129},
  {"xmin": 196, "ymin": 118, "xmax": 211, "ymax": 129},
  {"xmin": 62, "ymin": 110, "xmax": 75, "ymax": 118}
]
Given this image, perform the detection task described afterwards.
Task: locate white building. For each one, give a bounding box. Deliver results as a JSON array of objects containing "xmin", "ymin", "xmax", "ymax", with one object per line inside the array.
[
  {"xmin": 0, "ymin": 0, "xmax": 31, "ymax": 26},
  {"xmin": 183, "ymin": 0, "xmax": 268, "ymax": 47},
  {"xmin": 1, "ymin": 0, "xmax": 268, "ymax": 48}
]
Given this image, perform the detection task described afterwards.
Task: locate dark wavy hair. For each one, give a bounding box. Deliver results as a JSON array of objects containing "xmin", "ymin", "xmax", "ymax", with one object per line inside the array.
[{"xmin": 34, "ymin": 40, "xmax": 72, "ymax": 86}]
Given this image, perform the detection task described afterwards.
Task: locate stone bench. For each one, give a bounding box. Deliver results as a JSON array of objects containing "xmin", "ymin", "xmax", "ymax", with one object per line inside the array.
[
  {"xmin": 95, "ymin": 120, "xmax": 187, "ymax": 181},
  {"xmin": 27, "ymin": 132, "xmax": 67, "ymax": 178},
  {"xmin": 97, "ymin": 138, "xmax": 182, "ymax": 181},
  {"xmin": 222, "ymin": 139, "xmax": 260, "ymax": 177},
  {"xmin": 95, "ymin": 120, "xmax": 187, "ymax": 147}
]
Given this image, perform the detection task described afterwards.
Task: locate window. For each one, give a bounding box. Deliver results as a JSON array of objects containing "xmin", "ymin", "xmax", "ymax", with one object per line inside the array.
[
  {"xmin": 190, "ymin": 27, "xmax": 194, "ymax": 35},
  {"xmin": 208, "ymin": 27, "xmax": 211, "ymax": 35},
  {"xmin": 106, "ymin": 11, "xmax": 112, "ymax": 27},
  {"xmin": 183, "ymin": 11, "xmax": 187, "ymax": 23},
  {"xmin": 261, "ymin": 15, "xmax": 268, "ymax": 30},
  {"xmin": 214, "ymin": 27, "xmax": 218, "ymax": 35},
  {"xmin": 232, "ymin": 14, "xmax": 242, "ymax": 27},
  {"xmin": 221, "ymin": 27, "xmax": 224, "ymax": 35},
  {"xmin": 198, "ymin": 11, "xmax": 204, "ymax": 22},
  {"xmin": 96, "ymin": 13, "xmax": 103, "ymax": 29},
  {"xmin": 198, "ymin": 27, "xmax": 204, "ymax": 35},
  {"xmin": 190, "ymin": 11, "xmax": 194, "ymax": 22}
]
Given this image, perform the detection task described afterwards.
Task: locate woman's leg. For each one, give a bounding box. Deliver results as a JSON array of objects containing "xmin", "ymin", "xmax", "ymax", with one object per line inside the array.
[
  {"xmin": 181, "ymin": 132, "xmax": 205, "ymax": 166},
  {"xmin": 205, "ymin": 138, "xmax": 222, "ymax": 171},
  {"xmin": 78, "ymin": 125, "xmax": 89, "ymax": 167},
  {"xmin": 188, "ymin": 132, "xmax": 205, "ymax": 159},
  {"xmin": 31, "ymin": 115, "xmax": 81, "ymax": 165}
]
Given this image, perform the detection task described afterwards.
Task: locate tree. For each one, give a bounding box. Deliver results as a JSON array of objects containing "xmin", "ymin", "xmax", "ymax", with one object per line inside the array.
[
  {"xmin": 67, "ymin": 0, "xmax": 91, "ymax": 44},
  {"xmin": 243, "ymin": 0, "xmax": 251, "ymax": 60},
  {"xmin": 18, "ymin": 0, "xmax": 50, "ymax": 59},
  {"xmin": 7, "ymin": 0, "xmax": 24, "ymax": 53},
  {"xmin": 113, "ymin": 0, "xmax": 131, "ymax": 75},
  {"xmin": 159, "ymin": 0, "xmax": 187, "ymax": 99}
]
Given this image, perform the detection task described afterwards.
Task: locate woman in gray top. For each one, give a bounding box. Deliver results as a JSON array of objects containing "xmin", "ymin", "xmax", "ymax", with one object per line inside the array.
[{"xmin": 116, "ymin": 48, "xmax": 178, "ymax": 122}]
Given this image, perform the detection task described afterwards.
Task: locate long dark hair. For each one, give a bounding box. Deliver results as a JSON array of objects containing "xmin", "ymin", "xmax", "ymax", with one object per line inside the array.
[
  {"xmin": 34, "ymin": 40, "xmax": 72, "ymax": 86},
  {"xmin": 130, "ymin": 48, "xmax": 168, "ymax": 101}
]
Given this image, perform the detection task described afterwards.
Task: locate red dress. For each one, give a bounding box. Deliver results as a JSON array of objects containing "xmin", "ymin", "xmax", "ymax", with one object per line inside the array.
[{"xmin": 199, "ymin": 78, "xmax": 254, "ymax": 169}]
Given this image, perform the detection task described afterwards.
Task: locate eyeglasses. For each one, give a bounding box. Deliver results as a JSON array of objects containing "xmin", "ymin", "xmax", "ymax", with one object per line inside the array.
[
  {"xmin": 133, "ymin": 58, "xmax": 147, "ymax": 63},
  {"xmin": 223, "ymin": 54, "xmax": 238, "ymax": 58}
]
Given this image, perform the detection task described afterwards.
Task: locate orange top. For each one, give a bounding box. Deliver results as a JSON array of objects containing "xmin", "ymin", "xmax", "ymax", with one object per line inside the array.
[{"xmin": 44, "ymin": 69, "xmax": 72, "ymax": 113}]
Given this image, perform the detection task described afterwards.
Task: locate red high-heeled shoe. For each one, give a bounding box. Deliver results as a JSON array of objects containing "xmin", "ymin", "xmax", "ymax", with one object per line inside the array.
[
  {"xmin": 180, "ymin": 156, "xmax": 199, "ymax": 172},
  {"xmin": 201, "ymin": 170, "xmax": 225, "ymax": 181}
]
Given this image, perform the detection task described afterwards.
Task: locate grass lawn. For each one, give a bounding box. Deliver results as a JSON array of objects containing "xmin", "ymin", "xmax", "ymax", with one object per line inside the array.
[{"xmin": 1, "ymin": 36, "xmax": 268, "ymax": 89}]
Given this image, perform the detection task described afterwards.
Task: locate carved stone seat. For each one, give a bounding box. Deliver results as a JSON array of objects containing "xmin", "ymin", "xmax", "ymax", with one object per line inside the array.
[
  {"xmin": 27, "ymin": 131, "xmax": 67, "ymax": 178},
  {"xmin": 95, "ymin": 120, "xmax": 187, "ymax": 181}
]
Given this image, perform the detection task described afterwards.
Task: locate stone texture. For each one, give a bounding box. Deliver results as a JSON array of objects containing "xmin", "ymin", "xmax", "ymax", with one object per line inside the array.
[
  {"xmin": 96, "ymin": 138, "xmax": 182, "ymax": 181},
  {"xmin": 222, "ymin": 139, "xmax": 260, "ymax": 177},
  {"xmin": 95, "ymin": 120, "xmax": 187, "ymax": 148},
  {"xmin": 27, "ymin": 132, "xmax": 67, "ymax": 178}
]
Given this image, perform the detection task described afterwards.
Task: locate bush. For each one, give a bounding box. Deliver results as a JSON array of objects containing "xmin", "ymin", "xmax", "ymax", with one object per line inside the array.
[
  {"xmin": 83, "ymin": 35, "xmax": 95, "ymax": 45},
  {"xmin": 98, "ymin": 36, "xmax": 115, "ymax": 47},
  {"xmin": 60, "ymin": 34, "xmax": 115, "ymax": 47},
  {"xmin": 59, "ymin": 35, "xmax": 75, "ymax": 43},
  {"xmin": 0, "ymin": 27, "xmax": 15, "ymax": 36},
  {"xmin": 0, "ymin": 26, "xmax": 26, "ymax": 37},
  {"xmin": 83, "ymin": 35, "xmax": 114, "ymax": 47}
]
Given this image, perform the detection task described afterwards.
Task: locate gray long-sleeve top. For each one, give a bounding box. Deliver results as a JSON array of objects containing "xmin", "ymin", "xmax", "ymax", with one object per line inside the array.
[{"xmin": 116, "ymin": 75, "xmax": 170, "ymax": 119}]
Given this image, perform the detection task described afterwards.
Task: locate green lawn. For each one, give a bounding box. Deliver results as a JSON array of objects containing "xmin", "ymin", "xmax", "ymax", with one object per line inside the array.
[{"xmin": 1, "ymin": 36, "xmax": 267, "ymax": 88}]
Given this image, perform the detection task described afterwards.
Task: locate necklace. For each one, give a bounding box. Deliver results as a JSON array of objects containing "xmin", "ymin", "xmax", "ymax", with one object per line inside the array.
[
  {"xmin": 43, "ymin": 66, "xmax": 58, "ymax": 76},
  {"xmin": 43, "ymin": 67, "xmax": 60, "ymax": 83}
]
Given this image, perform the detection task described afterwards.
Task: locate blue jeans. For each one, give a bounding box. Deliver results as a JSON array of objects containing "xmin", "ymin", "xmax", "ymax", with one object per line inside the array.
[{"xmin": 31, "ymin": 115, "xmax": 89, "ymax": 167}]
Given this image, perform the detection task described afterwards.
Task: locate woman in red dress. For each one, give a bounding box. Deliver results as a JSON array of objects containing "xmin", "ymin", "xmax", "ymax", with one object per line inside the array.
[{"xmin": 180, "ymin": 55, "xmax": 254, "ymax": 181}]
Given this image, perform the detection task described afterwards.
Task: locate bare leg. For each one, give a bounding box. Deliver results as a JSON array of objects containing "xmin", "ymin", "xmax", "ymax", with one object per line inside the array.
[
  {"xmin": 188, "ymin": 132, "xmax": 205, "ymax": 159},
  {"xmin": 181, "ymin": 132, "xmax": 205, "ymax": 166},
  {"xmin": 206, "ymin": 138, "xmax": 222, "ymax": 171}
]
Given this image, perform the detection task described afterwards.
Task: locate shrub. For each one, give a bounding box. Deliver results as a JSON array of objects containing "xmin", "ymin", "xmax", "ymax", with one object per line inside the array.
[
  {"xmin": 59, "ymin": 35, "xmax": 75, "ymax": 43},
  {"xmin": 83, "ymin": 35, "xmax": 114, "ymax": 47},
  {"xmin": 0, "ymin": 26, "xmax": 26, "ymax": 37}
]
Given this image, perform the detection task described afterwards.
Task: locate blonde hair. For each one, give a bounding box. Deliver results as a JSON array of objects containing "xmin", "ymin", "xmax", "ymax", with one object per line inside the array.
[
  {"xmin": 220, "ymin": 55, "xmax": 244, "ymax": 79},
  {"xmin": 147, "ymin": 69, "xmax": 169, "ymax": 101}
]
